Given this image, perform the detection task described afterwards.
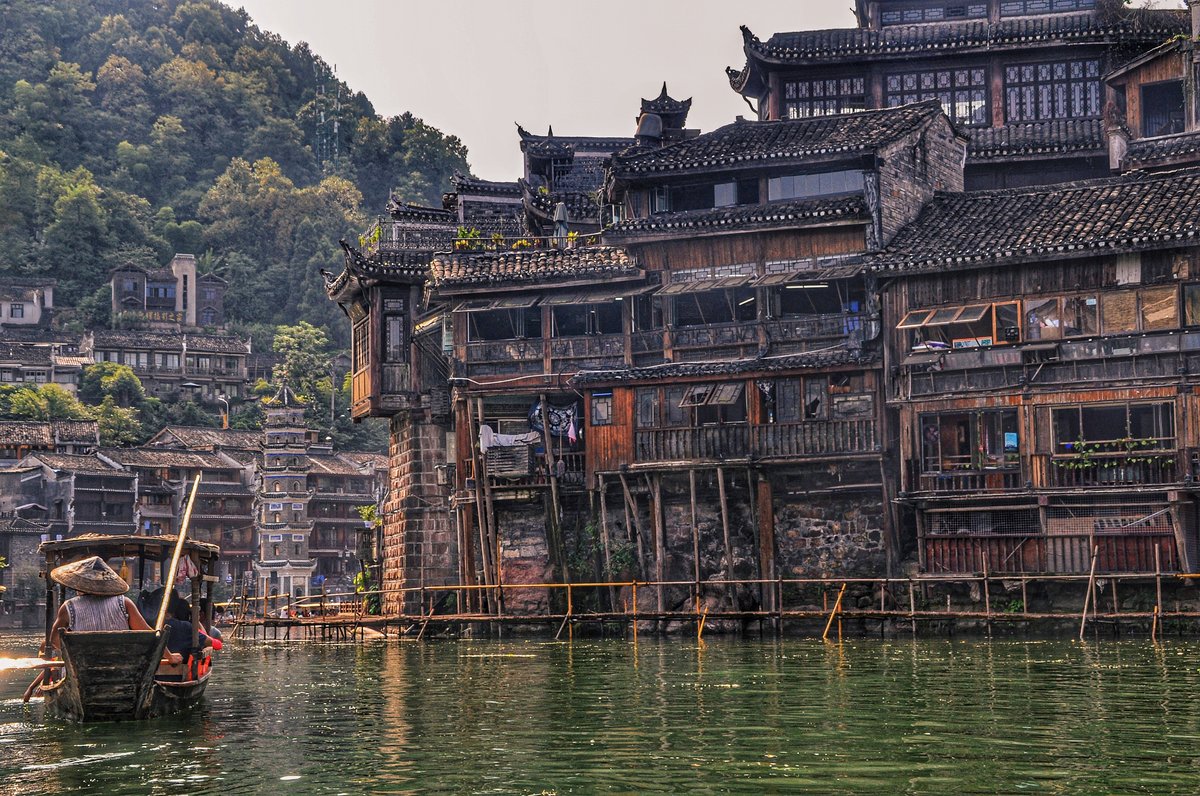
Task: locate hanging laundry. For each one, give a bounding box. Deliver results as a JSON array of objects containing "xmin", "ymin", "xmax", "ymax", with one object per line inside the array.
[
  {"xmin": 528, "ymin": 400, "xmax": 580, "ymax": 440},
  {"xmin": 478, "ymin": 424, "xmax": 541, "ymax": 454}
]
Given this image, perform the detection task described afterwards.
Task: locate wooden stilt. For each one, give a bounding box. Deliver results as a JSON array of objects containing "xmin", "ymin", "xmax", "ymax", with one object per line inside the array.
[
  {"xmin": 618, "ymin": 473, "xmax": 647, "ymax": 580},
  {"xmin": 647, "ymin": 474, "xmax": 666, "ymax": 618},
  {"xmin": 1079, "ymin": 544, "xmax": 1099, "ymax": 642},
  {"xmin": 476, "ymin": 397, "xmax": 503, "ymax": 615},
  {"xmin": 689, "ymin": 468, "xmax": 700, "ymax": 589},
  {"xmin": 716, "ymin": 467, "xmax": 736, "ymax": 610},
  {"xmin": 598, "ymin": 475, "xmax": 617, "ymax": 611},
  {"xmin": 465, "ymin": 399, "xmax": 494, "ymax": 610}
]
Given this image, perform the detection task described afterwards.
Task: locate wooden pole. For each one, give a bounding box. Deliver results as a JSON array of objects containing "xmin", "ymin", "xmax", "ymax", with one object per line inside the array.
[
  {"xmin": 538, "ymin": 394, "xmax": 567, "ymax": 583},
  {"xmin": 598, "ymin": 474, "xmax": 617, "ymax": 611},
  {"xmin": 716, "ymin": 467, "xmax": 736, "ymax": 610},
  {"xmin": 688, "ymin": 469, "xmax": 700, "ymax": 586},
  {"xmin": 1155, "ymin": 545, "xmax": 1163, "ymax": 624},
  {"xmin": 475, "ymin": 397, "xmax": 503, "ymax": 614},
  {"xmin": 618, "ymin": 473, "xmax": 646, "ymax": 580},
  {"xmin": 1078, "ymin": 544, "xmax": 1099, "ymax": 642},
  {"xmin": 822, "ymin": 583, "xmax": 847, "ymax": 641},
  {"xmin": 465, "ymin": 399, "xmax": 494, "ymax": 606},
  {"xmin": 157, "ymin": 474, "xmax": 202, "ymax": 631},
  {"xmin": 650, "ymin": 474, "xmax": 665, "ymax": 617}
]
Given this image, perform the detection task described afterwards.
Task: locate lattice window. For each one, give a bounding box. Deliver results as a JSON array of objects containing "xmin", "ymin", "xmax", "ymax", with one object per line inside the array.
[
  {"xmin": 886, "ymin": 67, "xmax": 989, "ymax": 126},
  {"xmin": 1000, "ymin": 0, "xmax": 1094, "ymax": 16},
  {"xmin": 882, "ymin": 3, "xmax": 987, "ymax": 25},
  {"xmin": 1004, "ymin": 59, "xmax": 1101, "ymax": 122},
  {"xmin": 783, "ymin": 77, "xmax": 865, "ymax": 119}
]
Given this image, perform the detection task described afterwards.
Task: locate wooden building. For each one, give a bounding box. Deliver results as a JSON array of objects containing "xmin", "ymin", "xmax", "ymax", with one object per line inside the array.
[
  {"xmin": 329, "ymin": 98, "xmax": 969, "ymax": 614},
  {"xmin": 872, "ymin": 166, "xmax": 1200, "ymax": 576},
  {"xmin": 727, "ymin": 0, "xmax": 1188, "ymax": 188}
]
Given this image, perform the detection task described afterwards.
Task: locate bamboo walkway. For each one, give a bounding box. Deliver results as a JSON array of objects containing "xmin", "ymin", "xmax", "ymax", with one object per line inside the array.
[{"xmin": 229, "ymin": 565, "xmax": 1200, "ymax": 643}]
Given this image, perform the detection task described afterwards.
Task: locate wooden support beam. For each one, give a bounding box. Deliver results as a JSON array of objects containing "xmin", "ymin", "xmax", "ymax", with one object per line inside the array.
[
  {"xmin": 652, "ymin": 473, "xmax": 665, "ymax": 615},
  {"xmin": 716, "ymin": 467, "xmax": 737, "ymax": 610},
  {"xmin": 756, "ymin": 474, "xmax": 776, "ymax": 618},
  {"xmin": 598, "ymin": 474, "xmax": 617, "ymax": 611},
  {"xmin": 689, "ymin": 470, "xmax": 700, "ymax": 586},
  {"xmin": 618, "ymin": 472, "xmax": 647, "ymax": 580},
  {"xmin": 464, "ymin": 399, "xmax": 494, "ymax": 609}
]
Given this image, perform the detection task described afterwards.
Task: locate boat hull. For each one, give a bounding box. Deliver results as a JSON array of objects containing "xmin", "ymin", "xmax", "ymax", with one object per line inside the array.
[{"xmin": 42, "ymin": 630, "xmax": 209, "ymax": 722}]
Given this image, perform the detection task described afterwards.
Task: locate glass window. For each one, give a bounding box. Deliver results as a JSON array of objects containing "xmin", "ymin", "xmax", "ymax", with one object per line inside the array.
[
  {"xmin": 1001, "ymin": 0, "xmax": 1094, "ymax": 14},
  {"xmin": 885, "ymin": 66, "xmax": 989, "ymax": 126},
  {"xmin": 590, "ymin": 393, "xmax": 613, "ymax": 426},
  {"xmin": 926, "ymin": 307, "xmax": 965, "ymax": 326},
  {"xmin": 1183, "ymin": 284, "xmax": 1200, "ymax": 327},
  {"xmin": 767, "ymin": 170, "xmax": 864, "ymax": 202},
  {"xmin": 1062, "ymin": 295, "xmax": 1098, "ymax": 336},
  {"xmin": 1005, "ymin": 59, "xmax": 1100, "ymax": 122},
  {"xmin": 898, "ymin": 310, "xmax": 933, "ymax": 329},
  {"xmin": 783, "ymin": 77, "xmax": 865, "ymax": 119},
  {"xmin": 804, "ymin": 378, "xmax": 827, "ymax": 419},
  {"xmin": 714, "ymin": 182, "xmax": 736, "ymax": 208},
  {"xmin": 10, "ymin": 303, "xmax": 24, "ymax": 319},
  {"xmin": 1024, "ymin": 298, "xmax": 1062, "ymax": 340}
]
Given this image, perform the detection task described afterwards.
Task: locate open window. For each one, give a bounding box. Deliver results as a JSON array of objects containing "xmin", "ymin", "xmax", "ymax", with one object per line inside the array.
[
  {"xmin": 1141, "ymin": 80, "xmax": 1185, "ymax": 137},
  {"xmin": 920, "ymin": 410, "xmax": 1019, "ymax": 473},
  {"xmin": 1052, "ymin": 402, "xmax": 1175, "ymax": 454}
]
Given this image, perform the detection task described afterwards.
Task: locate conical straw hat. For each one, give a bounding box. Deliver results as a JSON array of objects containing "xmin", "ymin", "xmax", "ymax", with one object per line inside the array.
[{"xmin": 50, "ymin": 556, "xmax": 129, "ymax": 596}]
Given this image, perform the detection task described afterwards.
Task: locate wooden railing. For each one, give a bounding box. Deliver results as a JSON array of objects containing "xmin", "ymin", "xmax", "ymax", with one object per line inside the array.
[
  {"xmin": 358, "ymin": 219, "xmax": 603, "ymax": 257},
  {"xmin": 917, "ymin": 468, "xmax": 1023, "ymax": 493},
  {"xmin": 635, "ymin": 419, "xmax": 879, "ymax": 462},
  {"xmin": 1040, "ymin": 450, "xmax": 1181, "ymax": 488},
  {"xmin": 922, "ymin": 531, "xmax": 1179, "ymax": 575}
]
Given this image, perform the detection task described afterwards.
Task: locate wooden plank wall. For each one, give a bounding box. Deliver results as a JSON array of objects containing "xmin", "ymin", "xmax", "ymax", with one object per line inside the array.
[
  {"xmin": 586, "ymin": 388, "xmax": 635, "ymax": 485},
  {"xmin": 632, "ymin": 227, "xmax": 866, "ymax": 272}
]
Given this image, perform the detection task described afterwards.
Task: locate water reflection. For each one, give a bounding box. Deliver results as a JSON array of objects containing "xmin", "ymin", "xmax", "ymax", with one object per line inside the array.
[{"xmin": 3, "ymin": 634, "xmax": 1200, "ymax": 793}]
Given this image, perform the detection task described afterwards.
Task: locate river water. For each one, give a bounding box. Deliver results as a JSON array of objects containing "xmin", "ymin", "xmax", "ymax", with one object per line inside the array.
[{"xmin": 2, "ymin": 631, "xmax": 1200, "ymax": 794}]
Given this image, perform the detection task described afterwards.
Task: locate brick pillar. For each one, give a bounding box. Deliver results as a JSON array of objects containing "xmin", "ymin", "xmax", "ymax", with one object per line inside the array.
[{"xmin": 383, "ymin": 410, "xmax": 456, "ymax": 615}]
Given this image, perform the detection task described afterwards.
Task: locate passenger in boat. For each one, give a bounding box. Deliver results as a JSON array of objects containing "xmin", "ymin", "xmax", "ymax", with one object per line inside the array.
[
  {"xmin": 138, "ymin": 587, "xmax": 215, "ymax": 656},
  {"xmin": 45, "ymin": 557, "xmax": 182, "ymax": 664}
]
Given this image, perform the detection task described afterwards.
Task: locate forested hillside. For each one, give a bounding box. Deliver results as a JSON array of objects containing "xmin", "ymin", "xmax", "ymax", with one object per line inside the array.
[{"xmin": 0, "ymin": 0, "xmax": 471, "ymax": 346}]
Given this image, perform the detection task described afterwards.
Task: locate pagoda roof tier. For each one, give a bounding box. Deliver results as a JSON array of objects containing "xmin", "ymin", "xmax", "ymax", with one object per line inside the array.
[
  {"xmin": 571, "ymin": 348, "xmax": 878, "ymax": 386},
  {"xmin": 967, "ymin": 118, "xmax": 1107, "ymax": 162},
  {"xmin": 606, "ymin": 194, "xmax": 869, "ymax": 242}
]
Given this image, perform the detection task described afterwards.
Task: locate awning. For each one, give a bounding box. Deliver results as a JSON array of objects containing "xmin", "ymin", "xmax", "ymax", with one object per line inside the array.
[
  {"xmin": 542, "ymin": 284, "xmax": 656, "ymax": 306},
  {"xmin": 138, "ymin": 504, "xmax": 176, "ymax": 518},
  {"xmin": 753, "ymin": 261, "xmax": 864, "ymax": 286},
  {"xmin": 413, "ymin": 313, "xmax": 444, "ymax": 335},
  {"xmin": 452, "ymin": 295, "xmax": 540, "ymax": 312},
  {"xmin": 657, "ymin": 275, "xmax": 753, "ymax": 295}
]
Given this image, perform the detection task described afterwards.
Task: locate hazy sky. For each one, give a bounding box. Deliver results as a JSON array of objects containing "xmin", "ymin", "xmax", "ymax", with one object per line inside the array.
[{"xmin": 232, "ymin": 1, "xmax": 856, "ymax": 183}]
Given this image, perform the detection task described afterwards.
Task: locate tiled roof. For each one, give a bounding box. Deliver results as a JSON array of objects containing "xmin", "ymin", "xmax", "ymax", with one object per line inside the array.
[
  {"xmin": 451, "ymin": 175, "xmax": 522, "ymax": 197},
  {"xmin": 25, "ymin": 452, "xmax": 129, "ymax": 474},
  {"xmin": 0, "ymin": 342, "xmax": 51, "ymax": 365},
  {"xmin": 308, "ymin": 454, "xmax": 376, "ymax": 477},
  {"xmin": 605, "ymin": 195, "xmax": 868, "ymax": 241},
  {"xmin": 0, "ymin": 421, "xmax": 53, "ymax": 447},
  {"xmin": 523, "ymin": 181, "xmax": 601, "ymax": 224},
  {"xmin": 90, "ymin": 330, "xmax": 250, "ymax": 354},
  {"xmin": 968, "ymin": 119, "xmax": 1106, "ymax": 161},
  {"xmin": 610, "ymin": 101, "xmax": 946, "ymax": 178},
  {"xmin": 517, "ymin": 127, "xmax": 636, "ymax": 156},
  {"xmin": 869, "ymin": 167, "xmax": 1200, "ymax": 274},
  {"xmin": 431, "ymin": 246, "xmax": 639, "ymax": 290},
  {"xmin": 385, "ymin": 197, "xmax": 455, "ymax": 222},
  {"xmin": 571, "ymin": 348, "xmax": 879, "ymax": 385},
  {"xmin": 151, "ymin": 426, "xmax": 263, "ymax": 451},
  {"xmin": 0, "ymin": 516, "xmax": 48, "ymax": 534},
  {"xmin": 1123, "ymin": 130, "xmax": 1200, "ymax": 169},
  {"xmin": 50, "ymin": 420, "xmax": 98, "ymax": 444},
  {"xmin": 740, "ymin": 11, "xmax": 1187, "ymax": 66},
  {"xmin": 102, "ymin": 447, "xmax": 238, "ymax": 470},
  {"xmin": 0, "ymin": 328, "xmax": 80, "ymax": 346},
  {"xmin": 339, "ymin": 451, "xmax": 388, "ymax": 471}
]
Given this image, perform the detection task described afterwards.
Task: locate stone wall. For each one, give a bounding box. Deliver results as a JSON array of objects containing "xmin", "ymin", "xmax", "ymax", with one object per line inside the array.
[
  {"xmin": 879, "ymin": 114, "xmax": 966, "ymax": 245},
  {"xmin": 495, "ymin": 501, "xmax": 555, "ymax": 615}
]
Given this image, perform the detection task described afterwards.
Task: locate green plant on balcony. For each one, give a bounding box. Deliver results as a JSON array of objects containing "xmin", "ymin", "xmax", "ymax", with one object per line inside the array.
[
  {"xmin": 1062, "ymin": 439, "xmax": 1099, "ymax": 470},
  {"xmin": 454, "ymin": 226, "xmax": 483, "ymax": 251},
  {"xmin": 510, "ymin": 238, "xmax": 533, "ymax": 250}
]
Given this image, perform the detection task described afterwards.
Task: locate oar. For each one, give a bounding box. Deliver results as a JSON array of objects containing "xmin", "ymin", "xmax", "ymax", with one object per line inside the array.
[{"xmin": 156, "ymin": 474, "xmax": 202, "ymax": 632}]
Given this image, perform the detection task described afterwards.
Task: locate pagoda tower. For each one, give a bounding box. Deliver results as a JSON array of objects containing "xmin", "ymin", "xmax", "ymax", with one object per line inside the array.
[{"xmin": 253, "ymin": 382, "xmax": 317, "ymax": 602}]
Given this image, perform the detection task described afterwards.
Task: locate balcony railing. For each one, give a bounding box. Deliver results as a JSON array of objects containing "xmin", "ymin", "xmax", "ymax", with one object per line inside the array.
[
  {"xmin": 1039, "ymin": 442, "xmax": 1180, "ymax": 489},
  {"xmin": 914, "ymin": 466, "xmax": 1023, "ymax": 493},
  {"xmin": 359, "ymin": 218, "xmax": 603, "ymax": 257},
  {"xmin": 463, "ymin": 450, "xmax": 586, "ymax": 492},
  {"xmin": 922, "ymin": 530, "xmax": 1179, "ymax": 575},
  {"xmin": 634, "ymin": 419, "xmax": 879, "ymax": 463}
]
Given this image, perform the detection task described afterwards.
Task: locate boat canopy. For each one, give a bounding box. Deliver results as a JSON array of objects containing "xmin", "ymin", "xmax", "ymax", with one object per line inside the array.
[{"xmin": 40, "ymin": 534, "xmax": 220, "ymax": 564}]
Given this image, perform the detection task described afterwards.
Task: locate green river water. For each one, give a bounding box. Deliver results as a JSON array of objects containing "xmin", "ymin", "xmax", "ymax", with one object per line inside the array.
[{"xmin": 2, "ymin": 632, "xmax": 1200, "ymax": 794}]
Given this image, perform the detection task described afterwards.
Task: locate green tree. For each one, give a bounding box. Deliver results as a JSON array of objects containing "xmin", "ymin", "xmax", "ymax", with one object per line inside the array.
[
  {"xmin": 271, "ymin": 321, "xmax": 329, "ymax": 400},
  {"xmin": 79, "ymin": 362, "xmax": 145, "ymax": 407},
  {"xmin": 94, "ymin": 395, "xmax": 142, "ymax": 446}
]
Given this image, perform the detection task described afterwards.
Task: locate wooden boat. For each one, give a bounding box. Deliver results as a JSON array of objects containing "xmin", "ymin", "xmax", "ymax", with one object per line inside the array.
[{"xmin": 36, "ymin": 532, "xmax": 221, "ymax": 722}]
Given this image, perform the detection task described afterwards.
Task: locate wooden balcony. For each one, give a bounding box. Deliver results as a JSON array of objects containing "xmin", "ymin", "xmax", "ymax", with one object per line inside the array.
[
  {"xmin": 634, "ymin": 419, "xmax": 879, "ymax": 464},
  {"xmin": 922, "ymin": 531, "xmax": 1179, "ymax": 575},
  {"xmin": 916, "ymin": 468, "xmax": 1023, "ymax": 493},
  {"xmin": 1038, "ymin": 449, "xmax": 1181, "ymax": 489},
  {"xmin": 463, "ymin": 450, "xmax": 586, "ymax": 497}
]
